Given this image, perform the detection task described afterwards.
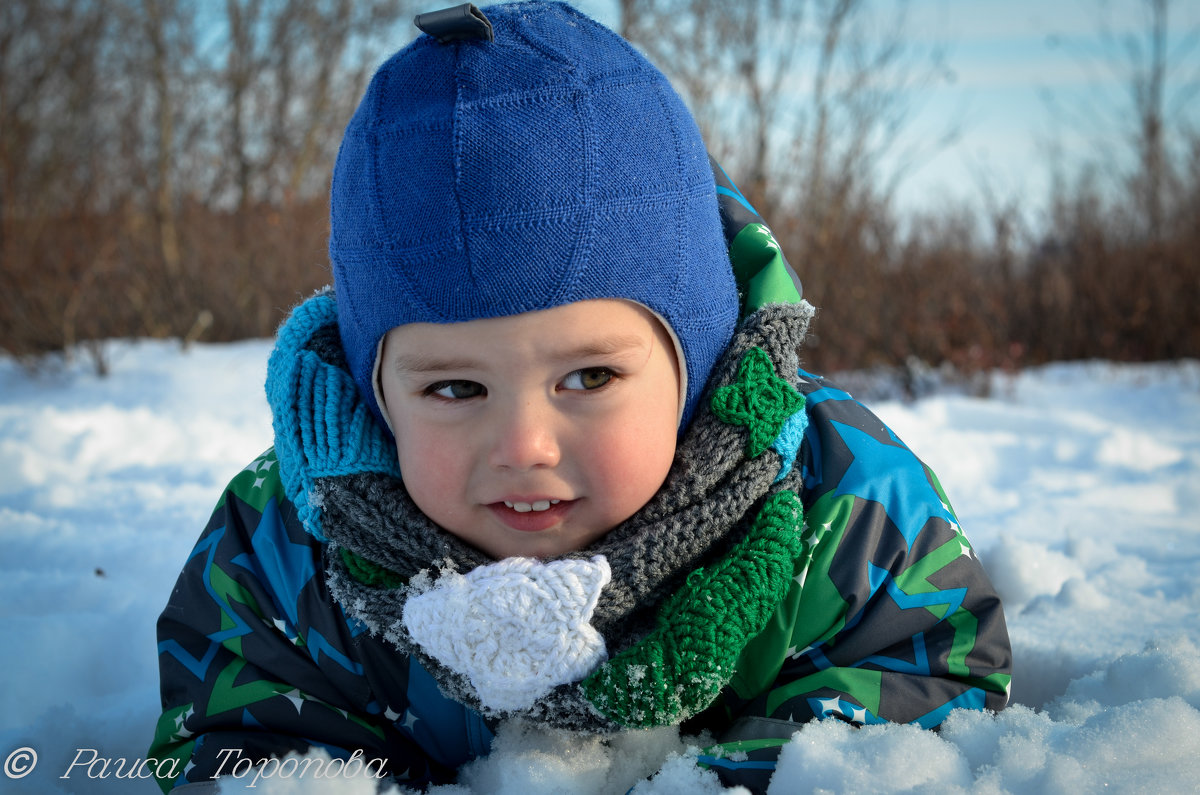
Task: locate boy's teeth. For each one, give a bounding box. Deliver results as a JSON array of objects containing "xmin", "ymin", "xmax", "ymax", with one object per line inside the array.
[{"xmin": 503, "ymin": 499, "xmax": 561, "ymax": 512}]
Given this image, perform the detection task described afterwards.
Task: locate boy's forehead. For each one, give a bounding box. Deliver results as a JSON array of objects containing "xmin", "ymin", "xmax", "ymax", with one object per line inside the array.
[{"xmin": 386, "ymin": 299, "xmax": 667, "ymax": 350}]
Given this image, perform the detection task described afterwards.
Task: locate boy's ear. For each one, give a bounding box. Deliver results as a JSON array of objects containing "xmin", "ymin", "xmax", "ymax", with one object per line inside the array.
[{"xmin": 709, "ymin": 156, "xmax": 804, "ymax": 319}]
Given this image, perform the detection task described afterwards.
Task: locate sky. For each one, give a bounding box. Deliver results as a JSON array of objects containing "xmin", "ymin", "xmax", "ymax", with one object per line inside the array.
[
  {"xmin": 889, "ymin": 0, "xmax": 1200, "ymax": 218},
  {"xmin": 568, "ymin": 0, "xmax": 1200, "ymax": 222}
]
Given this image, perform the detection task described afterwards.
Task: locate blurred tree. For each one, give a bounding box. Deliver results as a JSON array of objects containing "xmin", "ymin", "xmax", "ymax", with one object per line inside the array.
[
  {"xmin": 0, "ymin": 0, "xmax": 412, "ymax": 367},
  {"xmin": 0, "ymin": 0, "xmax": 121, "ymax": 365},
  {"xmin": 4, "ymin": 0, "xmax": 1194, "ymax": 374},
  {"xmin": 617, "ymin": 0, "xmax": 957, "ymax": 370},
  {"xmin": 1034, "ymin": 0, "xmax": 1200, "ymax": 363},
  {"xmin": 617, "ymin": 0, "xmax": 954, "ymax": 218},
  {"xmin": 1044, "ymin": 0, "xmax": 1199, "ymax": 243}
]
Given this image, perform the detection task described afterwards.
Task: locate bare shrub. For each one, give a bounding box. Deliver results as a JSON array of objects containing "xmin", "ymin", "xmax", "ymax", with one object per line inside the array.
[
  {"xmin": 1, "ymin": 0, "xmax": 409, "ymax": 372},
  {"xmin": 2, "ymin": 0, "xmax": 1197, "ymax": 380}
]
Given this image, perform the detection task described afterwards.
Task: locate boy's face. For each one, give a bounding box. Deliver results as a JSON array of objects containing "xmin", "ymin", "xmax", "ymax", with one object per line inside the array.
[{"xmin": 378, "ymin": 299, "xmax": 681, "ymax": 560}]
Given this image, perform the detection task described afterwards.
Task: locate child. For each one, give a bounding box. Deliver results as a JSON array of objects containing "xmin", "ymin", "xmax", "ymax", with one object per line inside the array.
[{"xmin": 149, "ymin": 2, "xmax": 1011, "ymax": 791}]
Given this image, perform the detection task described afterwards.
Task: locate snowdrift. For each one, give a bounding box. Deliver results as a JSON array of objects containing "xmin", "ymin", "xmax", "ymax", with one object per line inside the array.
[{"xmin": 2, "ymin": 342, "xmax": 1197, "ymax": 793}]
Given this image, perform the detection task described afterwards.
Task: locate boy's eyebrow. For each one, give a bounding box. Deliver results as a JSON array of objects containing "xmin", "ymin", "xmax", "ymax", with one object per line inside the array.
[
  {"xmin": 389, "ymin": 334, "xmax": 650, "ymax": 375},
  {"xmin": 389, "ymin": 352, "xmax": 482, "ymax": 375},
  {"xmin": 543, "ymin": 334, "xmax": 651, "ymax": 364}
]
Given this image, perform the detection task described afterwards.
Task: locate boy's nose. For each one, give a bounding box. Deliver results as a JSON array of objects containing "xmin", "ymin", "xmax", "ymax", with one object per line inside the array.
[{"xmin": 487, "ymin": 399, "xmax": 561, "ymax": 471}]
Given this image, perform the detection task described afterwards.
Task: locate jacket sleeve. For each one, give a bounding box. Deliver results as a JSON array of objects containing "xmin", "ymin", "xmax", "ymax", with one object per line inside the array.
[
  {"xmin": 695, "ymin": 374, "xmax": 1012, "ymax": 790},
  {"xmin": 146, "ymin": 449, "xmax": 455, "ymax": 792}
]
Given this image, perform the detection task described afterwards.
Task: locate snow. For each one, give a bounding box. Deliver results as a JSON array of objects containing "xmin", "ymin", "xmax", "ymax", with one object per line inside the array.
[{"xmin": 1, "ymin": 341, "xmax": 1198, "ymax": 793}]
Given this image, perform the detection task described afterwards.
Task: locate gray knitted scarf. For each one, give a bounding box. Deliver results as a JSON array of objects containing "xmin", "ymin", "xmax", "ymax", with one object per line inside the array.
[{"xmin": 266, "ymin": 291, "xmax": 816, "ymax": 733}]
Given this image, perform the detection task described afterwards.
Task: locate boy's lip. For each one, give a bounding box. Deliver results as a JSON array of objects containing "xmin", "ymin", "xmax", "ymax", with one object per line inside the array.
[{"xmin": 486, "ymin": 498, "xmax": 575, "ymax": 533}]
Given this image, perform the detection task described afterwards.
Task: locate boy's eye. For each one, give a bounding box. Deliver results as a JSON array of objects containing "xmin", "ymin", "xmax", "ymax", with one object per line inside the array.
[
  {"xmin": 561, "ymin": 368, "xmax": 613, "ymax": 391},
  {"xmin": 428, "ymin": 380, "xmax": 486, "ymax": 400}
]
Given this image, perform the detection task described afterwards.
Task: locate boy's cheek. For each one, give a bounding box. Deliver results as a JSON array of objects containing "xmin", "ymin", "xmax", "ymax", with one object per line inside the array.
[
  {"xmin": 587, "ymin": 424, "xmax": 676, "ymax": 508},
  {"xmin": 396, "ymin": 428, "xmax": 466, "ymax": 494}
]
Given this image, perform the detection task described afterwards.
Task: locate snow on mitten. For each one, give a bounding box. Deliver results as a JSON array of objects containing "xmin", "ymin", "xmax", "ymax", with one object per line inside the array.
[{"xmin": 403, "ymin": 556, "xmax": 611, "ymax": 712}]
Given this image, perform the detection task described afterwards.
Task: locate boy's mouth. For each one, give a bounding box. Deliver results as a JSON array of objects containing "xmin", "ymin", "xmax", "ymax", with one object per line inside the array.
[
  {"xmin": 503, "ymin": 499, "xmax": 561, "ymax": 513},
  {"xmin": 488, "ymin": 499, "xmax": 574, "ymax": 532}
]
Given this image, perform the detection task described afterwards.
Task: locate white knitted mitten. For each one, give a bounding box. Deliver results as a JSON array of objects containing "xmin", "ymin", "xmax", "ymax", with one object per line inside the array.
[{"xmin": 403, "ymin": 556, "xmax": 612, "ymax": 711}]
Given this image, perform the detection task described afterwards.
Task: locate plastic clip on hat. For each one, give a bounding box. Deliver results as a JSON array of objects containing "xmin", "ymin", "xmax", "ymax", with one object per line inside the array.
[{"xmin": 329, "ymin": 1, "xmax": 739, "ymax": 433}]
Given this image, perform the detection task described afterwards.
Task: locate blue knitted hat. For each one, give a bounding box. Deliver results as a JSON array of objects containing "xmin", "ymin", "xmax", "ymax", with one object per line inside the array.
[{"xmin": 330, "ymin": 1, "xmax": 738, "ymax": 431}]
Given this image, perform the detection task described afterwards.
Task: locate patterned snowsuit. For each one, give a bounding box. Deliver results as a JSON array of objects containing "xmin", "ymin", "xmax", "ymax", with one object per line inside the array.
[
  {"xmin": 149, "ymin": 319, "xmax": 1010, "ymax": 791},
  {"xmin": 149, "ymin": 181, "xmax": 1010, "ymax": 791}
]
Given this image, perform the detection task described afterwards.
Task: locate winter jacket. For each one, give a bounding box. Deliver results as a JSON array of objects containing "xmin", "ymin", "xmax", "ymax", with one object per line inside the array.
[{"xmin": 148, "ymin": 183, "xmax": 1010, "ymax": 792}]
